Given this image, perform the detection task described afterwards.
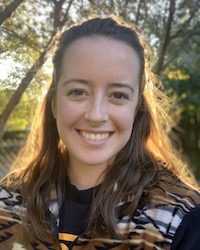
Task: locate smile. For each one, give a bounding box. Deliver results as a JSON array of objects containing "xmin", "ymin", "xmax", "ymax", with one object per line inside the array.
[{"xmin": 79, "ymin": 131, "xmax": 111, "ymax": 141}]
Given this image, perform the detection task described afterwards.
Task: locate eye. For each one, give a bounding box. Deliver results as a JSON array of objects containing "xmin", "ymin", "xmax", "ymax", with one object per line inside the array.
[
  {"xmin": 67, "ymin": 88, "xmax": 88, "ymax": 100},
  {"xmin": 69, "ymin": 89, "xmax": 85, "ymax": 96},
  {"xmin": 110, "ymin": 92, "xmax": 129, "ymax": 104},
  {"xmin": 113, "ymin": 92, "xmax": 128, "ymax": 100}
]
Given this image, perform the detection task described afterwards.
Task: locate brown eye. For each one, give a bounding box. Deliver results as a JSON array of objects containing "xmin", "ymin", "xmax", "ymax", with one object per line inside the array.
[
  {"xmin": 113, "ymin": 92, "xmax": 128, "ymax": 100},
  {"xmin": 68, "ymin": 89, "xmax": 87, "ymax": 96},
  {"xmin": 71, "ymin": 89, "xmax": 85, "ymax": 96},
  {"xmin": 110, "ymin": 92, "xmax": 129, "ymax": 105}
]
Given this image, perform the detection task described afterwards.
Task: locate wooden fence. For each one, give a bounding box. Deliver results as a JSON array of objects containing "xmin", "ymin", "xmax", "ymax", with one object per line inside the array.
[{"xmin": 0, "ymin": 139, "xmax": 25, "ymax": 179}]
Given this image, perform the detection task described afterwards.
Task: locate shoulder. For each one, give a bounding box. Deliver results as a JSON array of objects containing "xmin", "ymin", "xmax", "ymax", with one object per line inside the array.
[
  {"xmin": 161, "ymin": 178, "xmax": 200, "ymax": 225},
  {"xmin": 117, "ymin": 179, "xmax": 200, "ymax": 248},
  {"xmin": 147, "ymin": 179, "xmax": 200, "ymax": 231}
]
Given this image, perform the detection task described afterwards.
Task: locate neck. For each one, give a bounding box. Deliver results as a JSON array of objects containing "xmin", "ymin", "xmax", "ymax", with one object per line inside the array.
[{"xmin": 67, "ymin": 160, "xmax": 107, "ymax": 190}]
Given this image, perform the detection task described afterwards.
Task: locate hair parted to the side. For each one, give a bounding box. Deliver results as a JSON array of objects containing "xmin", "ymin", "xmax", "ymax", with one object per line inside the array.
[{"xmin": 1, "ymin": 17, "xmax": 198, "ymax": 241}]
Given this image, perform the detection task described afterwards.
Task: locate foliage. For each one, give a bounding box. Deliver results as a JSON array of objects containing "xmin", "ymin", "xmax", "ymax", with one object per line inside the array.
[
  {"xmin": 0, "ymin": 0, "xmax": 76, "ymax": 138},
  {"xmin": 0, "ymin": 64, "xmax": 51, "ymax": 130}
]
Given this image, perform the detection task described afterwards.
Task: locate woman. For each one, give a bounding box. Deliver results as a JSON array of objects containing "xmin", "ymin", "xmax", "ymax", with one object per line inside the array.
[{"xmin": 0, "ymin": 17, "xmax": 200, "ymax": 250}]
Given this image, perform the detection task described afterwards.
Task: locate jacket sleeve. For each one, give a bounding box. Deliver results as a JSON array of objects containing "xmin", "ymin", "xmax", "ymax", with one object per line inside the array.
[
  {"xmin": 171, "ymin": 205, "xmax": 200, "ymax": 250},
  {"xmin": 0, "ymin": 206, "xmax": 30, "ymax": 249},
  {"xmin": 0, "ymin": 207, "xmax": 61, "ymax": 250}
]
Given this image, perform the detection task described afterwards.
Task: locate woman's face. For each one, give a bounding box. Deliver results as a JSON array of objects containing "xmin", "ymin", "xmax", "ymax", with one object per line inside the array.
[{"xmin": 52, "ymin": 36, "xmax": 140, "ymax": 172}]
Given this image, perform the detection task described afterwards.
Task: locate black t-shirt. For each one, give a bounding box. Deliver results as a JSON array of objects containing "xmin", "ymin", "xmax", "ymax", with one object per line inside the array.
[{"xmin": 58, "ymin": 180, "xmax": 99, "ymax": 247}]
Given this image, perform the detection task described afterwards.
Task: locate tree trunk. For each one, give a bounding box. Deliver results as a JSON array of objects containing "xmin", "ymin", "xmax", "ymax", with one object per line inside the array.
[
  {"xmin": 135, "ymin": 0, "xmax": 143, "ymax": 25},
  {"xmin": 153, "ymin": 0, "xmax": 175, "ymax": 75},
  {"xmin": 0, "ymin": 34, "xmax": 56, "ymax": 139},
  {"xmin": 0, "ymin": 0, "xmax": 24, "ymax": 26}
]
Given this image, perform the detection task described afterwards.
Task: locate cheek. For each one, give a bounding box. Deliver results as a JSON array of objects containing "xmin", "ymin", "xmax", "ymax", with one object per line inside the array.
[
  {"xmin": 113, "ymin": 107, "xmax": 135, "ymax": 132},
  {"xmin": 56, "ymin": 100, "xmax": 85, "ymax": 126}
]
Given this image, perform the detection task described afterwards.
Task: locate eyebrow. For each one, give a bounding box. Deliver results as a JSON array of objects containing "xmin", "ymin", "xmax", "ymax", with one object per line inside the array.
[
  {"xmin": 109, "ymin": 83, "xmax": 134, "ymax": 93},
  {"xmin": 62, "ymin": 78, "xmax": 134, "ymax": 93},
  {"xmin": 62, "ymin": 78, "xmax": 90, "ymax": 86}
]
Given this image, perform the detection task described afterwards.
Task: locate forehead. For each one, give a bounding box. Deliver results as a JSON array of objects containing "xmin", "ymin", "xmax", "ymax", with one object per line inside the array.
[
  {"xmin": 58, "ymin": 36, "xmax": 141, "ymax": 87},
  {"xmin": 63, "ymin": 36, "xmax": 140, "ymax": 68},
  {"xmin": 64, "ymin": 36, "xmax": 140, "ymax": 63}
]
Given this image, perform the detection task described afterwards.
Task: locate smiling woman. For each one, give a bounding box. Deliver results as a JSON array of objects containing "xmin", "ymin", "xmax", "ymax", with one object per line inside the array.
[
  {"xmin": 0, "ymin": 17, "xmax": 200, "ymax": 250},
  {"xmin": 51, "ymin": 36, "xmax": 139, "ymax": 187}
]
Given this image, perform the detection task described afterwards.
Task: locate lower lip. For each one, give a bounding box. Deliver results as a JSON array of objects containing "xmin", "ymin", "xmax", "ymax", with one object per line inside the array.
[{"xmin": 76, "ymin": 130, "xmax": 113, "ymax": 145}]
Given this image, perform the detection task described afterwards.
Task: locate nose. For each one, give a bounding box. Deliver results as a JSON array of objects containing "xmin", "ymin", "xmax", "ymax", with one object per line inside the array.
[{"xmin": 84, "ymin": 96, "xmax": 108, "ymax": 126}]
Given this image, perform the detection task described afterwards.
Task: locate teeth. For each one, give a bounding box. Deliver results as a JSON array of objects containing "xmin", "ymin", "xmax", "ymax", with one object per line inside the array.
[{"xmin": 80, "ymin": 131, "xmax": 110, "ymax": 141}]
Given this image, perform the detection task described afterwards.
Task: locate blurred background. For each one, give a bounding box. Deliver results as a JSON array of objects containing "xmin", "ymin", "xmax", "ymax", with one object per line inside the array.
[{"xmin": 0, "ymin": 0, "xmax": 199, "ymax": 179}]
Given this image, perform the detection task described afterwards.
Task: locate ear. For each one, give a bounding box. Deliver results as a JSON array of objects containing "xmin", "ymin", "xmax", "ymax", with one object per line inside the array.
[{"xmin": 51, "ymin": 98, "xmax": 57, "ymax": 119}]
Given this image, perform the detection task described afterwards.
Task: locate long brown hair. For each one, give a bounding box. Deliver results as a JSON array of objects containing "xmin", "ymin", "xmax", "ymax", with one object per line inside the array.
[{"xmin": 1, "ymin": 17, "xmax": 197, "ymax": 241}]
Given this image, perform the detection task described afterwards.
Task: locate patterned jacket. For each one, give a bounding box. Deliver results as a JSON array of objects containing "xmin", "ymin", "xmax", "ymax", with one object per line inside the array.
[{"xmin": 0, "ymin": 180, "xmax": 200, "ymax": 250}]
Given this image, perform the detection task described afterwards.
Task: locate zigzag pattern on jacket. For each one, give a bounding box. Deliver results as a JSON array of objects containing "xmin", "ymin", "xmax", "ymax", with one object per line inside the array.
[{"xmin": 0, "ymin": 180, "xmax": 200, "ymax": 250}]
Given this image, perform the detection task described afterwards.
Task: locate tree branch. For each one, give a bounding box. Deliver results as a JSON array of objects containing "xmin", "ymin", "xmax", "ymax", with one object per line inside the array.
[
  {"xmin": 153, "ymin": 0, "xmax": 175, "ymax": 75},
  {"xmin": 0, "ymin": 27, "xmax": 41, "ymax": 53},
  {"xmin": 0, "ymin": 0, "xmax": 24, "ymax": 26}
]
